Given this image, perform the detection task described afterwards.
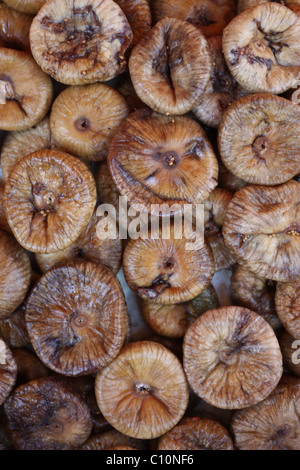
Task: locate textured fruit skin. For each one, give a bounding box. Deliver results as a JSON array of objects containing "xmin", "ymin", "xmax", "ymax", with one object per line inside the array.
[
  {"xmin": 0, "ymin": 305, "xmax": 30, "ymax": 348},
  {"xmin": 0, "ymin": 2, "xmax": 32, "ymax": 52},
  {"xmin": 0, "ymin": 338, "xmax": 17, "ymax": 406},
  {"xmin": 4, "ymin": 376, "xmax": 92, "ymax": 450},
  {"xmin": 279, "ymin": 329, "xmax": 300, "ymax": 378},
  {"xmin": 114, "ymin": 0, "xmax": 151, "ymax": 47},
  {"xmin": 26, "ymin": 260, "xmax": 128, "ymax": 376},
  {"xmin": 95, "ymin": 341, "xmax": 189, "ymax": 439},
  {"xmin": 275, "ymin": 280, "xmax": 300, "ymax": 338},
  {"xmin": 183, "ymin": 306, "xmax": 283, "ymax": 409},
  {"xmin": 3, "ymin": 0, "xmax": 46, "ymax": 15},
  {"xmin": 80, "ymin": 429, "xmax": 146, "ymax": 450}
]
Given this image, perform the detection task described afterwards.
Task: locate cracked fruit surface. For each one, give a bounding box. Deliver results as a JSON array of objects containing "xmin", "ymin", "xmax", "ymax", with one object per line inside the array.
[{"xmin": 275, "ymin": 280, "xmax": 300, "ymax": 338}]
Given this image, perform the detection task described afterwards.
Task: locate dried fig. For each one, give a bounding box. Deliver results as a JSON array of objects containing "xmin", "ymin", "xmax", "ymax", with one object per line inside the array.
[
  {"xmin": 231, "ymin": 378, "xmax": 300, "ymax": 449},
  {"xmin": 183, "ymin": 306, "xmax": 283, "ymax": 409},
  {"xmin": 0, "ymin": 305, "xmax": 30, "ymax": 348},
  {"xmin": 128, "ymin": 17, "xmax": 212, "ymax": 115},
  {"xmin": 108, "ymin": 108, "xmax": 218, "ymax": 216},
  {"xmin": 26, "ymin": 260, "xmax": 128, "ymax": 376},
  {"xmin": 0, "ymin": 48, "xmax": 53, "ymax": 131},
  {"xmin": 157, "ymin": 416, "xmax": 234, "ymax": 450},
  {"xmin": 3, "ymin": 0, "xmax": 46, "ymax": 15},
  {"xmin": 95, "ymin": 340, "xmax": 189, "ymax": 439},
  {"xmin": 238, "ymin": 0, "xmax": 300, "ymax": 14},
  {"xmin": 12, "ymin": 348, "xmax": 49, "ymax": 386},
  {"xmin": 4, "ymin": 376, "xmax": 92, "ymax": 450},
  {"xmin": 80, "ymin": 429, "xmax": 146, "ymax": 450},
  {"xmin": 231, "ymin": 264, "xmax": 281, "ymax": 330},
  {"xmin": 29, "ymin": 0, "xmax": 133, "ymax": 85},
  {"xmin": 275, "ymin": 280, "xmax": 300, "ymax": 338},
  {"xmin": 222, "ymin": 3, "xmax": 300, "ymax": 94},
  {"xmin": 0, "ymin": 117, "xmax": 51, "ymax": 181},
  {"xmin": 96, "ymin": 160, "xmax": 121, "ymax": 220},
  {"xmin": 0, "ymin": 184, "xmax": 10, "ymax": 232},
  {"xmin": 0, "ymin": 230, "xmax": 31, "ymax": 319},
  {"xmin": 151, "ymin": 0, "xmax": 236, "ymax": 38},
  {"xmin": 115, "ymin": 0, "xmax": 152, "ymax": 47},
  {"xmin": 116, "ymin": 73, "xmax": 145, "ymax": 112},
  {"xmin": 222, "ymin": 180, "xmax": 300, "ymax": 282},
  {"xmin": 4, "ymin": 149, "xmax": 97, "ymax": 254},
  {"xmin": 217, "ymin": 158, "xmax": 246, "ymax": 192},
  {"xmin": 0, "ymin": 2, "xmax": 32, "ymax": 52},
  {"xmin": 218, "ymin": 93, "xmax": 300, "ymax": 185},
  {"xmin": 50, "ymin": 83, "xmax": 129, "ymax": 161},
  {"xmin": 279, "ymin": 329, "xmax": 300, "ymax": 378},
  {"xmin": 0, "ymin": 338, "xmax": 17, "ymax": 405}
]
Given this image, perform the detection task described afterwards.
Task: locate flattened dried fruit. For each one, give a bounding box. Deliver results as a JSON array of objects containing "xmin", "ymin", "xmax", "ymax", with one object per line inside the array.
[
  {"xmin": 204, "ymin": 187, "xmax": 235, "ymax": 271},
  {"xmin": 275, "ymin": 280, "xmax": 300, "ymax": 338},
  {"xmin": 0, "ymin": 184, "xmax": 10, "ymax": 233},
  {"xmin": 183, "ymin": 306, "xmax": 283, "ymax": 409},
  {"xmin": 30, "ymin": 0, "xmax": 133, "ymax": 85},
  {"xmin": 80, "ymin": 429, "xmax": 145, "ymax": 450},
  {"xmin": 151, "ymin": 0, "xmax": 236, "ymax": 38},
  {"xmin": 223, "ymin": 3, "xmax": 300, "ymax": 94},
  {"xmin": 218, "ymin": 94, "xmax": 300, "ymax": 184},
  {"xmin": 108, "ymin": 108, "xmax": 218, "ymax": 215},
  {"xmin": 0, "ymin": 2, "xmax": 32, "ymax": 52},
  {"xmin": 35, "ymin": 209, "xmax": 123, "ymax": 274},
  {"xmin": 0, "ymin": 48, "xmax": 53, "ymax": 131},
  {"xmin": 12, "ymin": 348, "xmax": 49, "ymax": 386},
  {"xmin": 4, "ymin": 376, "xmax": 92, "ymax": 450},
  {"xmin": 157, "ymin": 416, "xmax": 234, "ymax": 450},
  {"xmin": 0, "ymin": 305, "xmax": 30, "ymax": 348},
  {"xmin": 222, "ymin": 180, "xmax": 300, "ymax": 282},
  {"xmin": 129, "ymin": 17, "xmax": 211, "ymax": 115},
  {"xmin": 218, "ymin": 158, "xmax": 246, "ymax": 192},
  {"xmin": 3, "ymin": 0, "xmax": 46, "ymax": 15},
  {"xmin": 123, "ymin": 227, "xmax": 215, "ymax": 304},
  {"xmin": 193, "ymin": 35, "xmax": 245, "ymax": 128},
  {"xmin": 116, "ymin": 73, "xmax": 145, "ymax": 112},
  {"xmin": 50, "ymin": 83, "xmax": 129, "ymax": 161},
  {"xmin": 95, "ymin": 341, "xmax": 189, "ymax": 439},
  {"xmin": 231, "ymin": 379, "xmax": 300, "ymax": 449},
  {"xmin": 0, "ymin": 230, "xmax": 31, "ymax": 319},
  {"xmin": 4, "ymin": 149, "xmax": 97, "ymax": 254},
  {"xmin": 0, "ymin": 339, "xmax": 17, "ymax": 405},
  {"xmin": 231, "ymin": 264, "xmax": 281, "ymax": 330},
  {"xmin": 279, "ymin": 329, "xmax": 300, "ymax": 377},
  {"xmin": 26, "ymin": 260, "xmax": 128, "ymax": 376},
  {"xmin": 238, "ymin": 0, "xmax": 300, "ymax": 14},
  {"xmin": 0, "ymin": 117, "xmax": 51, "ymax": 181},
  {"xmin": 115, "ymin": 0, "xmax": 151, "ymax": 47}
]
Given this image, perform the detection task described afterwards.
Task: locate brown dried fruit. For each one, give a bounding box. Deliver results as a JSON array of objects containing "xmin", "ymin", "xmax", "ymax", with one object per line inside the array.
[
  {"xmin": 4, "ymin": 149, "xmax": 97, "ymax": 254},
  {"xmin": 231, "ymin": 378, "xmax": 300, "ymax": 449},
  {"xmin": 95, "ymin": 340, "xmax": 189, "ymax": 439},
  {"xmin": 108, "ymin": 108, "xmax": 218, "ymax": 216},
  {"xmin": 0, "ymin": 117, "xmax": 51, "ymax": 181},
  {"xmin": 275, "ymin": 280, "xmax": 300, "ymax": 338},
  {"xmin": 183, "ymin": 306, "xmax": 283, "ymax": 409},
  {"xmin": 116, "ymin": 73, "xmax": 145, "ymax": 112},
  {"xmin": 0, "ymin": 48, "xmax": 53, "ymax": 131},
  {"xmin": 129, "ymin": 17, "xmax": 211, "ymax": 115},
  {"xmin": 0, "ymin": 2, "xmax": 32, "ymax": 52},
  {"xmin": 151, "ymin": 0, "xmax": 236, "ymax": 38},
  {"xmin": 279, "ymin": 329, "xmax": 300, "ymax": 378},
  {"xmin": 3, "ymin": 0, "xmax": 46, "ymax": 15},
  {"xmin": 222, "ymin": 180, "xmax": 300, "ymax": 282},
  {"xmin": 12, "ymin": 348, "xmax": 49, "ymax": 386},
  {"xmin": 140, "ymin": 285, "xmax": 219, "ymax": 338},
  {"xmin": 26, "ymin": 260, "xmax": 128, "ymax": 376},
  {"xmin": 204, "ymin": 187, "xmax": 235, "ymax": 271},
  {"xmin": 157, "ymin": 416, "xmax": 234, "ymax": 450},
  {"xmin": 218, "ymin": 94, "xmax": 300, "ymax": 185},
  {"xmin": 231, "ymin": 264, "xmax": 281, "ymax": 331},
  {"xmin": 80, "ymin": 429, "xmax": 146, "ymax": 450},
  {"xmin": 0, "ymin": 305, "xmax": 30, "ymax": 348},
  {"xmin": 0, "ymin": 230, "xmax": 31, "ymax": 319},
  {"xmin": 4, "ymin": 376, "xmax": 92, "ymax": 450},
  {"xmin": 0, "ymin": 338, "xmax": 17, "ymax": 405},
  {"xmin": 217, "ymin": 158, "xmax": 246, "ymax": 192},
  {"xmin": 223, "ymin": 3, "xmax": 300, "ymax": 94},
  {"xmin": 0, "ymin": 184, "xmax": 10, "ymax": 232},
  {"xmin": 238, "ymin": 0, "xmax": 300, "ymax": 14},
  {"xmin": 50, "ymin": 83, "xmax": 129, "ymax": 161},
  {"xmin": 29, "ymin": 0, "xmax": 133, "ymax": 85},
  {"xmin": 115, "ymin": 0, "xmax": 152, "ymax": 47}
]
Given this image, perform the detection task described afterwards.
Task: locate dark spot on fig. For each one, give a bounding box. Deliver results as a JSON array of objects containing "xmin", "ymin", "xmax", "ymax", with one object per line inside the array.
[{"xmin": 75, "ymin": 117, "xmax": 91, "ymax": 132}]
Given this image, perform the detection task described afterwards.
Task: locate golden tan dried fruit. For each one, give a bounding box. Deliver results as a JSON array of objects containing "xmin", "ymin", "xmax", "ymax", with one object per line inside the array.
[
  {"xmin": 108, "ymin": 108, "xmax": 218, "ymax": 216},
  {"xmin": 183, "ymin": 306, "xmax": 283, "ymax": 409},
  {"xmin": 80, "ymin": 429, "xmax": 146, "ymax": 450},
  {"xmin": 95, "ymin": 340, "xmax": 189, "ymax": 439},
  {"xmin": 115, "ymin": 0, "xmax": 151, "ymax": 47},
  {"xmin": 0, "ymin": 338, "xmax": 17, "ymax": 405},
  {"xmin": 129, "ymin": 17, "xmax": 211, "ymax": 115},
  {"xmin": 218, "ymin": 94, "xmax": 300, "ymax": 185},
  {"xmin": 140, "ymin": 285, "xmax": 219, "ymax": 338},
  {"xmin": 3, "ymin": 0, "xmax": 46, "ymax": 15},
  {"xmin": 0, "ymin": 305, "xmax": 30, "ymax": 348},
  {"xmin": 0, "ymin": 48, "xmax": 53, "ymax": 131},
  {"xmin": 238, "ymin": 0, "xmax": 300, "ymax": 14},
  {"xmin": 275, "ymin": 280, "xmax": 300, "ymax": 338},
  {"xmin": 0, "ymin": 2, "xmax": 32, "ymax": 52},
  {"xmin": 0, "ymin": 117, "xmax": 51, "ymax": 181},
  {"xmin": 50, "ymin": 84, "xmax": 129, "ymax": 161},
  {"xmin": 30, "ymin": 0, "xmax": 133, "ymax": 85},
  {"xmin": 231, "ymin": 264, "xmax": 281, "ymax": 330},
  {"xmin": 26, "ymin": 260, "xmax": 128, "ymax": 376},
  {"xmin": 279, "ymin": 329, "xmax": 300, "ymax": 378},
  {"xmin": 4, "ymin": 376, "xmax": 92, "ymax": 450},
  {"xmin": 204, "ymin": 187, "xmax": 235, "ymax": 271},
  {"xmin": 12, "ymin": 348, "xmax": 49, "ymax": 386},
  {"xmin": 0, "ymin": 230, "xmax": 31, "ymax": 319},
  {"xmin": 157, "ymin": 416, "xmax": 234, "ymax": 450},
  {"xmin": 223, "ymin": 3, "xmax": 300, "ymax": 94},
  {"xmin": 4, "ymin": 149, "xmax": 97, "ymax": 254},
  {"xmin": 151, "ymin": 0, "xmax": 236, "ymax": 38},
  {"xmin": 231, "ymin": 378, "xmax": 300, "ymax": 449},
  {"xmin": 222, "ymin": 180, "xmax": 300, "ymax": 282}
]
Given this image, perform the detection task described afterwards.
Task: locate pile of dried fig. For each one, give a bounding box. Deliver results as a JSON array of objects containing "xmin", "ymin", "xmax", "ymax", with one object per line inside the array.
[{"xmin": 0, "ymin": 0, "xmax": 299, "ymax": 451}]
